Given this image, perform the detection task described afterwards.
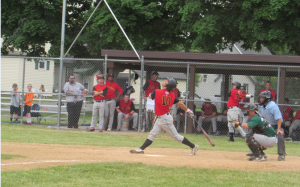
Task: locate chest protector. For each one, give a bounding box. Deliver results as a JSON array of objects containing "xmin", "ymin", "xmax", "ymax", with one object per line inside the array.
[{"xmin": 252, "ymin": 114, "xmax": 265, "ymax": 135}]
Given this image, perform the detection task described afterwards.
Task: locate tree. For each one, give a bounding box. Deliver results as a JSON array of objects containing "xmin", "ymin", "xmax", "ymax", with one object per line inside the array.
[
  {"xmin": 1, "ymin": 0, "xmax": 93, "ymax": 57},
  {"xmin": 179, "ymin": 0, "xmax": 300, "ymax": 54}
]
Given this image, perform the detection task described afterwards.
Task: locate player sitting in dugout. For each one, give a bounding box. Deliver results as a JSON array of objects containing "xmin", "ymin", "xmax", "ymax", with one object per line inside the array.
[{"xmin": 234, "ymin": 103, "xmax": 277, "ymax": 161}]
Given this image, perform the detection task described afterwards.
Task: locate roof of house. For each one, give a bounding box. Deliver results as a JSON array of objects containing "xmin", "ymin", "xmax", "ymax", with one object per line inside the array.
[{"xmin": 234, "ymin": 42, "xmax": 272, "ymax": 55}]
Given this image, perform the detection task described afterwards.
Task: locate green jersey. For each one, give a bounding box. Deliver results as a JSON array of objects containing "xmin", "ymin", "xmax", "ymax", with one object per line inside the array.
[{"xmin": 247, "ymin": 116, "xmax": 277, "ymax": 137}]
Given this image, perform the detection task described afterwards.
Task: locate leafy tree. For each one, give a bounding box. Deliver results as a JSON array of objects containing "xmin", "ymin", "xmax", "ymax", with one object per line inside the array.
[
  {"xmin": 179, "ymin": 0, "xmax": 300, "ymax": 54},
  {"xmin": 1, "ymin": 0, "xmax": 93, "ymax": 57}
]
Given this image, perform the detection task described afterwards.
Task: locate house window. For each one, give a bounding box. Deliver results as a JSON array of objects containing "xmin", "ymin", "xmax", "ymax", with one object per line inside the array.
[
  {"xmin": 35, "ymin": 60, "xmax": 50, "ymax": 70},
  {"xmin": 243, "ymin": 84, "xmax": 249, "ymax": 93},
  {"xmin": 203, "ymin": 74, "xmax": 208, "ymax": 83}
]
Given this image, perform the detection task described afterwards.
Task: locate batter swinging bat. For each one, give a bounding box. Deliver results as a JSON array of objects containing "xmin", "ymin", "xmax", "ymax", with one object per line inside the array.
[{"xmin": 191, "ymin": 116, "xmax": 215, "ymax": 147}]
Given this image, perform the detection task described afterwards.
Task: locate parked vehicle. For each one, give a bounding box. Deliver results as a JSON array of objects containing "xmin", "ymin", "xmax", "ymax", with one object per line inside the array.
[{"xmin": 180, "ymin": 91, "xmax": 205, "ymax": 109}]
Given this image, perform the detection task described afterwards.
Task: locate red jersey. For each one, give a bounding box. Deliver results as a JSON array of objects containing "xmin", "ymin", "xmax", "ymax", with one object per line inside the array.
[
  {"xmin": 260, "ymin": 89, "xmax": 276, "ymax": 100},
  {"xmin": 106, "ymin": 80, "xmax": 123, "ymax": 99},
  {"xmin": 283, "ymin": 107, "xmax": 293, "ymax": 120},
  {"xmin": 93, "ymin": 84, "xmax": 107, "ymax": 100},
  {"xmin": 203, "ymin": 104, "xmax": 218, "ymax": 116},
  {"xmin": 119, "ymin": 99, "xmax": 132, "ymax": 114},
  {"xmin": 154, "ymin": 89, "xmax": 177, "ymax": 116},
  {"xmin": 145, "ymin": 79, "xmax": 160, "ymax": 97},
  {"xmin": 171, "ymin": 88, "xmax": 179, "ymax": 97},
  {"xmin": 227, "ymin": 89, "xmax": 243, "ymax": 108},
  {"xmin": 293, "ymin": 110, "xmax": 300, "ymax": 121},
  {"xmin": 239, "ymin": 92, "xmax": 250, "ymax": 110}
]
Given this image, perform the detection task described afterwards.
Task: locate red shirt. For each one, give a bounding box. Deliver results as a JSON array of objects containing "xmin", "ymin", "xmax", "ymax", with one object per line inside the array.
[
  {"xmin": 144, "ymin": 79, "xmax": 160, "ymax": 97},
  {"xmin": 283, "ymin": 107, "xmax": 293, "ymax": 120},
  {"xmin": 239, "ymin": 92, "xmax": 250, "ymax": 110},
  {"xmin": 153, "ymin": 89, "xmax": 178, "ymax": 116},
  {"xmin": 293, "ymin": 110, "xmax": 300, "ymax": 121},
  {"xmin": 106, "ymin": 81, "xmax": 123, "ymax": 99},
  {"xmin": 171, "ymin": 88, "xmax": 180, "ymax": 97},
  {"xmin": 93, "ymin": 84, "xmax": 107, "ymax": 100},
  {"xmin": 227, "ymin": 89, "xmax": 243, "ymax": 108},
  {"xmin": 119, "ymin": 100, "xmax": 132, "ymax": 114},
  {"xmin": 203, "ymin": 104, "xmax": 218, "ymax": 116},
  {"xmin": 260, "ymin": 89, "xmax": 276, "ymax": 100}
]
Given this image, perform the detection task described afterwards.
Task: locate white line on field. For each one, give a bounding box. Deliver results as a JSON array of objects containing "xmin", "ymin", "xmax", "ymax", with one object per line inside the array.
[
  {"xmin": 1, "ymin": 160, "xmax": 80, "ymax": 166},
  {"xmin": 145, "ymin": 155, "xmax": 164, "ymax": 157}
]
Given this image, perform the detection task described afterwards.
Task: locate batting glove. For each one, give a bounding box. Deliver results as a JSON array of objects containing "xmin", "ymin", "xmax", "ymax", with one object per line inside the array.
[{"xmin": 186, "ymin": 109, "xmax": 194, "ymax": 118}]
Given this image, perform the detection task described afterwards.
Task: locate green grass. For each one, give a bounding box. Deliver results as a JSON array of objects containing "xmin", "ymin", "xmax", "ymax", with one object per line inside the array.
[
  {"xmin": 1, "ymin": 124, "xmax": 300, "ymax": 156},
  {"xmin": 1, "ymin": 162, "xmax": 300, "ymax": 187},
  {"xmin": 1, "ymin": 154, "xmax": 25, "ymax": 159}
]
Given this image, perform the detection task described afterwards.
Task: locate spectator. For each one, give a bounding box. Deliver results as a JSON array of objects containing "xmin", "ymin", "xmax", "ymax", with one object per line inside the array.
[
  {"xmin": 142, "ymin": 71, "xmax": 161, "ymax": 132},
  {"xmin": 283, "ymin": 98, "xmax": 294, "ymax": 127},
  {"xmin": 23, "ymin": 84, "xmax": 34, "ymax": 125},
  {"xmin": 39, "ymin": 84, "xmax": 45, "ymax": 99},
  {"xmin": 88, "ymin": 75, "xmax": 108, "ymax": 132},
  {"xmin": 197, "ymin": 99, "xmax": 218, "ymax": 135},
  {"xmin": 64, "ymin": 75, "xmax": 85, "ymax": 129},
  {"xmin": 105, "ymin": 74, "xmax": 123, "ymax": 131},
  {"xmin": 260, "ymin": 81, "xmax": 276, "ymax": 101},
  {"xmin": 286, "ymin": 110, "xmax": 300, "ymax": 141},
  {"xmin": 116, "ymin": 94, "xmax": 138, "ymax": 131},
  {"xmin": 216, "ymin": 105, "xmax": 228, "ymax": 135},
  {"xmin": 176, "ymin": 103, "xmax": 196, "ymax": 132},
  {"xmin": 10, "ymin": 83, "xmax": 21, "ymax": 124},
  {"xmin": 170, "ymin": 80, "xmax": 180, "ymax": 120},
  {"xmin": 258, "ymin": 91, "xmax": 286, "ymax": 161}
]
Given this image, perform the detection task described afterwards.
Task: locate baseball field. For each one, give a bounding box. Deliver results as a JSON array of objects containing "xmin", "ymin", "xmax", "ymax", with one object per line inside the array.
[{"xmin": 2, "ymin": 123, "xmax": 300, "ymax": 187}]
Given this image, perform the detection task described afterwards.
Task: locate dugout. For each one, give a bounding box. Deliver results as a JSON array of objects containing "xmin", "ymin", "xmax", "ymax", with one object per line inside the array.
[{"xmin": 102, "ymin": 49, "xmax": 300, "ymax": 133}]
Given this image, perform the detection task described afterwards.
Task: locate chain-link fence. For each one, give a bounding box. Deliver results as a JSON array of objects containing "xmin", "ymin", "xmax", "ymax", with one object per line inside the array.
[{"xmin": 2, "ymin": 55, "xmax": 300, "ymax": 141}]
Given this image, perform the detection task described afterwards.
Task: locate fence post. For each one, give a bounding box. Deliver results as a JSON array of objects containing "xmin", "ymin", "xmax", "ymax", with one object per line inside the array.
[
  {"xmin": 104, "ymin": 55, "xmax": 107, "ymax": 85},
  {"xmin": 184, "ymin": 64, "xmax": 190, "ymax": 134},
  {"xmin": 138, "ymin": 56, "xmax": 144, "ymax": 132},
  {"xmin": 20, "ymin": 58, "xmax": 26, "ymax": 124},
  {"xmin": 277, "ymin": 67, "xmax": 281, "ymax": 104}
]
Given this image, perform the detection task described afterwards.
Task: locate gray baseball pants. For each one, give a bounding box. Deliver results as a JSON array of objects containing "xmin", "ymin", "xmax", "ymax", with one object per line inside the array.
[
  {"xmin": 227, "ymin": 106, "xmax": 246, "ymax": 137},
  {"xmin": 117, "ymin": 112, "xmax": 138, "ymax": 130},
  {"xmin": 90, "ymin": 101, "xmax": 105, "ymax": 130},
  {"xmin": 104, "ymin": 99, "xmax": 116, "ymax": 129},
  {"xmin": 148, "ymin": 113, "xmax": 184, "ymax": 142},
  {"xmin": 289, "ymin": 119, "xmax": 300, "ymax": 135},
  {"xmin": 197, "ymin": 116, "xmax": 218, "ymax": 132}
]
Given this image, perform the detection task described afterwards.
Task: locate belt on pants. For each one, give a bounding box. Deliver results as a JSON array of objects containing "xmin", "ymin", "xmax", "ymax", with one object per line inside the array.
[
  {"xmin": 228, "ymin": 106, "xmax": 238, "ymax": 109},
  {"xmin": 106, "ymin": 99, "xmax": 113, "ymax": 101},
  {"xmin": 95, "ymin": 100, "xmax": 105, "ymax": 102},
  {"xmin": 157, "ymin": 112, "xmax": 170, "ymax": 118}
]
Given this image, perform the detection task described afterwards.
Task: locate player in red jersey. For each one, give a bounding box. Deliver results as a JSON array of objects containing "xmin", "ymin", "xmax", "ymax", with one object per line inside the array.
[
  {"xmin": 260, "ymin": 81, "xmax": 276, "ymax": 102},
  {"xmin": 227, "ymin": 82, "xmax": 246, "ymax": 142},
  {"xmin": 130, "ymin": 78, "xmax": 199, "ymax": 155}
]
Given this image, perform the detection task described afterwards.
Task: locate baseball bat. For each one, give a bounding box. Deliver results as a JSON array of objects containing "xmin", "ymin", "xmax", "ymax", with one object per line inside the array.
[{"xmin": 192, "ymin": 116, "xmax": 215, "ymax": 147}]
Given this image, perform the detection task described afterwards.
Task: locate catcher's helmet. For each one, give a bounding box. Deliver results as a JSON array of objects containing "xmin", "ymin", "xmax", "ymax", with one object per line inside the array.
[
  {"xmin": 166, "ymin": 78, "xmax": 177, "ymax": 91},
  {"xmin": 244, "ymin": 103, "xmax": 258, "ymax": 111},
  {"xmin": 232, "ymin": 81, "xmax": 241, "ymax": 89},
  {"xmin": 259, "ymin": 91, "xmax": 272, "ymax": 99}
]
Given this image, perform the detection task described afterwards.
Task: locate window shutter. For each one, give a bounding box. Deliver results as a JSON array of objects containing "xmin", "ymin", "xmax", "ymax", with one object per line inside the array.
[
  {"xmin": 46, "ymin": 61, "xmax": 50, "ymax": 70},
  {"xmin": 35, "ymin": 61, "xmax": 38, "ymax": 69}
]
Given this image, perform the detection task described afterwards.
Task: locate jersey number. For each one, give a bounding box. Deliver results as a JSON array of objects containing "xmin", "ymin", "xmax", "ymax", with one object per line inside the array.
[
  {"xmin": 162, "ymin": 96, "xmax": 171, "ymax": 106},
  {"xmin": 235, "ymin": 94, "xmax": 242, "ymax": 101}
]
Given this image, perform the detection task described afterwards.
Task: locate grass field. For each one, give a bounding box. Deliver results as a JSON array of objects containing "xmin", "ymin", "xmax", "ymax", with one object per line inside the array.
[{"xmin": 2, "ymin": 123, "xmax": 300, "ymax": 187}]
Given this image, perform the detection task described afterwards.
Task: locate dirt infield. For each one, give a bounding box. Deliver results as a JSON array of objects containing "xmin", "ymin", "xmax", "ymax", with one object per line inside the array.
[{"xmin": 2, "ymin": 142, "xmax": 300, "ymax": 171}]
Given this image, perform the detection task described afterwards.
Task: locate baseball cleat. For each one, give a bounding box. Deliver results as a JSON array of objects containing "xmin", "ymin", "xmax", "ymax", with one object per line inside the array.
[
  {"xmin": 248, "ymin": 155, "xmax": 267, "ymax": 161},
  {"xmin": 107, "ymin": 128, "xmax": 111, "ymax": 132},
  {"xmin": 25, "ymin": 122, "xmax": 32, "ymax": 125},
  {"xmin": 190, "ymin": 145, "xmax": 199, "ymax": 155},
  {"xmin": 87, "ymin": 128, "xmax": 95, "ymax": 132},
  {"xmin": 278, "ymin": 155, "xmax": 285, "ymax": 161},
  {"xmin": 99, "ymin": 129, "xmax": 103, "ymax": 133},
  {"xmin": 130, "ymin": 148, "xmax": 144, "ymax": 154},
  {"xmin": 246, "ymin": 152, "xmax": 254, "ymax": 156}
]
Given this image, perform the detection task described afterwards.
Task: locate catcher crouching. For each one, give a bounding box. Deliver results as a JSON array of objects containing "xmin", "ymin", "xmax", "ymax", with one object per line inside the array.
[{"xmin": 234, "ymin": 103, "xmax": 278, "ymax": 161}]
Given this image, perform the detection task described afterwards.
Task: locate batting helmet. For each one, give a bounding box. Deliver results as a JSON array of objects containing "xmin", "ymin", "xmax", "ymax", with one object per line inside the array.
[
  {"xmin": 232, "ymin": 81, "xmax": 241, "ymax": 89},
  {"xmin": 259, "ymin": 91, "xmax": 272, "ymax": 99},
  {"xmin": 243, "ymin": 103, "xmax": 258, "ymax": 111},
  {"xmin": 166, "ymin": 78, "xmax": 177, "ymax": 91}
]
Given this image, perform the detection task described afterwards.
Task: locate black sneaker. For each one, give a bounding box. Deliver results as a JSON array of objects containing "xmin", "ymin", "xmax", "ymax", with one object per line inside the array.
[{"xmin": 278, "ymin": 155, "xmax": 285, "ymax": 161}]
